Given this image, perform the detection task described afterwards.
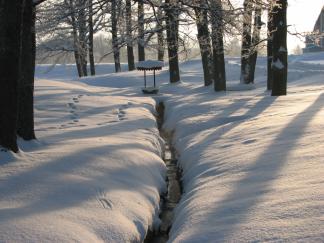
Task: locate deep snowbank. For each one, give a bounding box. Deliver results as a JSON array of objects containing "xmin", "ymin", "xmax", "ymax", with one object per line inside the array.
[
  {"xmin": 0, "ymin": 79, "xmax": 166, "ymax": 242},
  {"xmin": 160, "ymin": 55, "xmax": 324, "ymax": 242}
]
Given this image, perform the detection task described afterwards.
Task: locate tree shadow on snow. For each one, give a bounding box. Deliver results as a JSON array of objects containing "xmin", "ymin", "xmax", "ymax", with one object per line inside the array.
[{"xmin": 189, "ymin": 93, "xmax": 324, "ymax": 241}]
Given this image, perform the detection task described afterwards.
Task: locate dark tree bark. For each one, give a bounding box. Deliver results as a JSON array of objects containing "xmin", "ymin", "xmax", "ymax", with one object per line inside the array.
[
  {"xmin": 111, "ymin": 0, "xmax": 121, "ymax": 72},
  {"xmin": 88, "ymin": 0, "xmax": 96, "ymax": 75},
  {"xmin": 271, "ymin": 0, "xmax": 287, "ymax": 96},
  {"xmin": 78, "ymin": 0, "xmax": 88, "ymax": 76},
  {"xmin": 248, "ymin": 3, "xmax": 262, "ymax": 84},
  {"xmin": 210, "ymin": 0, "xmax": 226, "ymax": 91},
  {"xmin": 165, "ymin": 0, "xmax": 180, "ymax": 83},
  {"xmin": 157, "ymin": 3, "xmax": 165, "ymax": 61},
  {"xmin": 194, "ymin": 0, "xmax": 213, "ymax": 86},
  {"xmin": 267, "ymin": 3, "xmax": 274, "ymax": 90},
  {"xmin": 126, "ymin": 0, "xmax": 135, "ymax": 71},
  {"xmin": 0, "ymin": 0, "xmax": 24, "ymax": 152},
  {"xmin": 17, "ymin": 2, "xmax": 36, "ymax": 141},
  {"xmin": 138, "ymin": 0, "xmax": 145, "ymax": 61},
  {"xmin": 70, "ymin": 0, "xmax": 84, "ymax": 77},
  {"xmin": 240, "ymin": 0, "xmax": 253, "ymax": 84}
]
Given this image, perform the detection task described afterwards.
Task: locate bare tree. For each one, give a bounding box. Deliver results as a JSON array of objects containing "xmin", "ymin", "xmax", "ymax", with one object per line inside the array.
[
  {"xmin": 267, "ymin": 1, "xmax": 274, "ymax": 90},
  {"xmin": 111, "ymin": 0, "xmax": 122, "ymax": 72},
  {"xmin": 271, "ymin": 0, "xmax": 287, "ymax": 96},
  {"xmin": 88, "ymin": 0, "xmax": 96, "ymax": 75},
  {"xmin": 248, "ymin": 1, "xmax": 262, "ymax": 84},
  {"xmin": 78, "ymin": 0, "xmax": 88, "ymax": 76},
  {"xmin": 126, "ymin": 0, "xmax": 135, "ymax": 70},
  {"xmin": 194, "ymin": 0, "xmax": 213, "ymax": 86},
  {"xmin": 69, "ymin": 0, "xmax": 85, "ymax": 76},
  {"xmin": 138, "ymin": 0, "xmax": 145, "ymax": 61},
  {"xmin": 157, "ymin": 1, "xmax": 165, "ymax": 61},
  {"xmin": 17, "ymin": 0, "xmax": 37, "ymax": 141},
  {"xmin": 240, "ymin": 0, "xmax": 253, "ymax": 84},
  {"xmin": 210, "ymin": 0, "xmax": 226, "ymax": 91},
  {"xmin": 165, "ymin": 0, "xmax": 180, "ymax": 83},
  {"xmin": 0, "ymin": 0, "xmax": 24, "ymax": 152}
]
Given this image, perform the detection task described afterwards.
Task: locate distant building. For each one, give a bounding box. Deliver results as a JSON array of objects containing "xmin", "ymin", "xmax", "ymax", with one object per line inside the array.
[{"xmin": 303, "ymin": 7, "xmax": 324, "ymax": 53}]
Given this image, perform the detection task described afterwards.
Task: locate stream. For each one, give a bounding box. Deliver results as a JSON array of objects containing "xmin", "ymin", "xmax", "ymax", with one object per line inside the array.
[{"xmin": 144, "ymin": 102, "xmax": 182, "ymax": 243}]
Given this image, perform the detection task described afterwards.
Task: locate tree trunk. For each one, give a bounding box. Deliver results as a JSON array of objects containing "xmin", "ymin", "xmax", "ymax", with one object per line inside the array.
[
  {"xmin": 157, "ymin": 3, "xmax": 165, "ymax": 61},
  {"xmin": 70, "ymin": 0, "xmax": 84, "ymax": 77},
  {"xmin": 0, "ymin": 0, "xmax": 24, "ymax": 152},
  {"xmin": 271, "ymin": 0, "xmax": 287, "ymax": 96},
  {"xmin": 78, "ymin": 0, "xmax": 88, "ymax": 76},
  {"xmin": 111, "ymin": 0, "xmax": 121, "ymax": 72},
  {"xmin": 248, "ymin": 4, "xmax": 262, "ymax": 84},
  {"xmin": 267, "ymin": 3, "xmax": 274, "ymax": 90},
  {"xmin": 17, "ymin": 2, "xmax": 36, "ymax": 141},
  {"xmin": 240, "ymin": 0, "xmax": 253, "ymax": 84},
  {"xmin": 165, "ymin": 0, "xmax": 180, "ymax": 83},
  {"xmin": 138, "ymin": 0, "xmax": 145, "ymax": 61},
  {"xmin": 194, "ymin": 0, "xmax": 213, "ymax": 86},
  {"xmin": 126, "ymin": 0, "xmax": 135, "ymax": 71},
  {"xmin": 210, "ymin": 0, "xmax": 226, "ymax": 91},
  {"xmin": 88, "ymin": 0, "xmax": 95, "ymax": 75}
]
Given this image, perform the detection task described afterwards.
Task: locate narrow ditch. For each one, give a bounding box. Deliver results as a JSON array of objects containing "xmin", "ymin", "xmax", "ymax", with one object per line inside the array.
[{"xmin": 144, "ymin": 102, "xmax": 182, "ymax": 243}]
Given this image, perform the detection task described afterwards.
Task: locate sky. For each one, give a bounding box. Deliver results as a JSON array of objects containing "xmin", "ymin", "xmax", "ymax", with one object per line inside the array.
[
  {"xmin": 231, "ymin": 0, "xmax": 324, "ymax": 52},
  {"xmin": 287, "ymin": 0, "xmax": 324, "ymax": 51}
]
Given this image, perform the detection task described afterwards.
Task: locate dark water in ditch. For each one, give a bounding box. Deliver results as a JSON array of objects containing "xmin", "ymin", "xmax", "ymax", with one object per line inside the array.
[{"xmin": 144, "ymin": 103, "xmax": 182, "ymax": 243}]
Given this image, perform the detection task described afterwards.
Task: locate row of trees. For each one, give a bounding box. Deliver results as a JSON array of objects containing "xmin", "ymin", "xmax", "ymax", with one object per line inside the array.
[
  {"xmin": 241, "ymin": 0, "xmax": 287, "ymax": 96},
  {"xmin": 0, "ymin": 0, "xmax": 287, "ymax": 152}
]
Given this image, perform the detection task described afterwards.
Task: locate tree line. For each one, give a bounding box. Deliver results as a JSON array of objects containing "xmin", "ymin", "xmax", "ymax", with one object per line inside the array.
[{"xmin": 0, "ymin": 0, "xmax": 288, "ymax": 152}]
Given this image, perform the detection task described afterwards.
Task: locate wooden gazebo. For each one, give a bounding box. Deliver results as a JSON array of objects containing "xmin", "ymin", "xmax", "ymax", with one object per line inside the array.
[{"xmin": 137, "ymin": 60, "xmax": 164, "ymax": 94}]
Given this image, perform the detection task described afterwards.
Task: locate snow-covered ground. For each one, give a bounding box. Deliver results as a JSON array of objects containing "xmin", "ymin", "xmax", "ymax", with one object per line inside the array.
[
  {"xmin": 0, "ymin": 79, "xmax": 166, "ymax": 242},
  {"xmin": 162, "ymin": 54, "xmax": 324, "ymax": 242},
  {"xmin": 1, "ymin": 51, "xmax": 324, "ymax": 242}
]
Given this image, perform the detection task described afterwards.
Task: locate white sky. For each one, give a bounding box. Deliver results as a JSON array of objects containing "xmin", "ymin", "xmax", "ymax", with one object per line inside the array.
[{"xmin": 287, "ymin": 0, "xmax": 324, "ymax": 51}]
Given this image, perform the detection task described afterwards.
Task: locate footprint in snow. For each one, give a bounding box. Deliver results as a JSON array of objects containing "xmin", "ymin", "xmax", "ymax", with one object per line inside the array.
[
  {"xmin": 98, "ymin": 198, "xmax": 113, "ymax": 209},
  {"xmin": 68, "ymin": 103, "xmax": 76, "ymax": 109},
  {"xmin": 242, "ymin": 139, "xmax": 257, "ymax": 145},
  {"xmin": 117, "ymin": 112, "xmax": 126, "ymax": 121},
  {"xmin": 121, "ymin": 103, "xmax": 130, "ymax": 109}
]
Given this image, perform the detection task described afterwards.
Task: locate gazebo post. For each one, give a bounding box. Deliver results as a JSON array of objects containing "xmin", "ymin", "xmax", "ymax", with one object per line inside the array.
[
  {"xmin": 144, "ymin": 70, "xmax": 147, "ymax": 88},
  {"xmin": 153, "ymin": 70, "xmax": 156, "ymax": 87}
]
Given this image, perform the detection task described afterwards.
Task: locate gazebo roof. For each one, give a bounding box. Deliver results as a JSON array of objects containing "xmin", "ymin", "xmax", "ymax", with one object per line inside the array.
[{"xmin": 136, "ymin": 60, "xmax": 164, "ymax": 71}]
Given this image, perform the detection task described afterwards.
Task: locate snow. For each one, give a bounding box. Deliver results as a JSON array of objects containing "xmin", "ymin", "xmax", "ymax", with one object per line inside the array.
[
  {"xmin": 272, "ymin": 59, "xmax": 285, "ymax": 69},
  {"xmin": 1, "ymin": 51, "xmax": 324, "ymax": 242},
  {"xmin": 164, "ymin": 90, "xmax": 324, "ymax": 242},
  {"xmin": 0, "ymin": 78, "xmax": 166, "ymax": 242},
  {"xmin": 279, "ymin": 46, "xmax": 287, "ymax": 52},
  {"xmin": 160, "ymin": 56, "xmax": 324, "ymax": 242},
  {"xmin": 136, "ymin": 60, "xmax": 164, "ymax": 69}
]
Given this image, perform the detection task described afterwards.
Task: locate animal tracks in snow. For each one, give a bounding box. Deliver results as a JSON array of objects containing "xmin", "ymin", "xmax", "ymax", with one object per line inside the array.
[
  {"xmin": 117, "ymin": 101, "xmax": 133, "ymax": 121},
  {"xmin": 96, "ymin": 189, "xmax": 113, "ymax": 209},
  {"xmin": 98, "ymin": 198, "xmax": 113, "ymax": 209},
  {"xmin": 96, "ymin": 101, "xmax": 133, "ymax": 126},
  {"xmin": 59, "ymin": 94, "xmax": 85, "ymax": 129}
]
